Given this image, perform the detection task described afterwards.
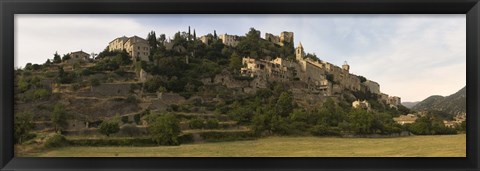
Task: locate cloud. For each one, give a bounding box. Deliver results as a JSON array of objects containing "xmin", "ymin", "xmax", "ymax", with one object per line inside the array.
[{"xmin": 346, "ymin": 15, "xmax": 466, "ymax": 102}]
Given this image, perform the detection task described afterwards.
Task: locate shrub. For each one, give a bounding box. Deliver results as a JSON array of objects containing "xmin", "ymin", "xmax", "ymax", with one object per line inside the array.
[
  {"xmin": 121, "ymin": 116, "xmax": 129, "ymax": 124},
  {"xmin": 134, "ymin": 114, "xmax": 141, "ymax": 125},
  {"xmin": 147, "ymin": 113, "xmax": 181, "ymax": 145},
  {"xmin": 69, "ymin": 138, "xmax": 155, "ymax": 147},
  {"xmin": 14, "ymin": 112, "xmax": 35, "ymax": 144},
  {"xmin": 89, "ymin": 78, "xmax": 100, "ymax": 86},
  {"xmin": 178, "ymin": 134, "xmax": 194, "ymax": 144},
  {"xmin": 126, "ymin": 95, "xmax": 138, "ymax": 104},
  {"xmin": 119, "ymin": 124, "xmax": 142, "ymax": 137},
  {"xmin": 81, "ymin": 68, "xmax": 94, "ymax": 76},
  {"xmin": 33, "ymin": 89, "xmax": 51, "ymax": 100},
  {"xmin": 99, "ymin": 121, "xmax": 120, "ymax": 137},
  {"xmin": 205, "ymin": 119, "xmax": 220, "ymax": 129},
  {"xmin": 189, "ymin": 118, "xmax": 204, "ymax": 129},
  {"xmin": 310, "ymin": 125, "xmax": 341, "ymax": 136},
  {"xmin": 44, "ymin": 134, "xmax": 68, "ymax": 148},
  {"xmin": 199, "ymin": 131, "xmax": 257, "ymax": 142}
]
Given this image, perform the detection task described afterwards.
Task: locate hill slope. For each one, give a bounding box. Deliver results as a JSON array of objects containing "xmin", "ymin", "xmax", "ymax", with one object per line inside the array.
[
  {"xmin": 412, "ymin": 86, "xmax": 466, "ymax": 116},
  {"xmin": 401, "ymin": 101, "xmax": 419, "ymax": 109}
]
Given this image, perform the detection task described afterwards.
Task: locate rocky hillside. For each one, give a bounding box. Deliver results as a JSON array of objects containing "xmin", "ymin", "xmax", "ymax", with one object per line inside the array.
[
  {"xmin": 401, "ymin": 101, "xmax": 419, "ymax": 109},
  {"xmin": 412, "ymin": 86, "xmax": 466, "ymax": 116}
]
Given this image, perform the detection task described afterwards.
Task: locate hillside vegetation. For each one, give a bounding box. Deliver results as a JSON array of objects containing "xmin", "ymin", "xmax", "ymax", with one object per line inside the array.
[
  {"xmin": 14, "ymin": 28, "xmax": 462, "ymax": 152},
  {"xmin": 412, "ymin": 86, "xmax": 466, "ymax": 119}
]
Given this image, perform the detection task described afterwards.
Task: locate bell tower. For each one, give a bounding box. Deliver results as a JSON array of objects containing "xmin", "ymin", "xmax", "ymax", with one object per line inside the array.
[
  {"xmin": 295, "ymin": 42, "xmax": 305, "ymax": 61},
  {"xmin": 342, "ymin": 61, "xmax": 350, "ymax": 72}
]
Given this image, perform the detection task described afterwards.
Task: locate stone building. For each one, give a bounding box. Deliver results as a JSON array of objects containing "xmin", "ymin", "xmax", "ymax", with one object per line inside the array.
[
  {"xmin": 294, "ymin": 42, "xmax": 361, "ymax": 93},
  {"xmin": 387, "ymin": 96, "xmax": 401, "ymax": 108},
  {"xmin": 66, "ymin": 50, "xmax": 90, "ymax": 64},
  {"xmin": 240, "ymin": 57, "xmax": 295, "ymax": 82},
  {"xmin": 393, "ymin": 114, "xmax": 418, "ymax": 125},
  {"xmin": 220, "ymin": 34, "xmax": 240, "ymax": 47},
  {"xmin": 342, "ymin": 61, "xmax": 350, "ymax": 72},
  {"xmin": 280, "ymin": 32, "xmax": 294, "ymax": 45},
  {"xmin": 443, "ymin": 120, "xmax": 457, "ymax": 128},
  {"xmin": 237, "ymin": 37, "xmax": 402, "ymax": 106},
  {"xmin": 108, "ymin": 35, "xmax": 150, "ymax": 62},
  {"xmin": 352, "ymin": 100, "xmax": 371, "ymax": 110},
  {"xmin": 200, "ymin": 35, "xmax": 213, "ymax": 45}
]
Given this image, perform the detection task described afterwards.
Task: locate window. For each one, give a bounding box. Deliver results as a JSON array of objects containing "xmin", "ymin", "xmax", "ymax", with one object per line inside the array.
[{"xmin": 137, "ymin": 46, "xmax": 140, "ymax": 50}]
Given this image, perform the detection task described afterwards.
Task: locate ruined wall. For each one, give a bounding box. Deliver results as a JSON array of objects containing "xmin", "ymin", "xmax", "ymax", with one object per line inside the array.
[
  {"xmin": 265, "ymin": 33, "xmax": 281, "ymax": 45},
  {"xmin": 363, "ymin": 80, "xmax": 381, "ymax": 94},
  {"xmin": 280, "ymin": 31, "xmax": 294, "ymax": 44}
]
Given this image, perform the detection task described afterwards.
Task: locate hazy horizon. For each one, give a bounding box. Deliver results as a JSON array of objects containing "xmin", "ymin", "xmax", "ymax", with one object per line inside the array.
[{"xmin": 14, "ymin": 14, "xmax": 466, "ymax": 102}]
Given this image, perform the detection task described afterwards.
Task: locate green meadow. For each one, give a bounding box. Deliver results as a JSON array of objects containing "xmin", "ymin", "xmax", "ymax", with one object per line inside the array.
[{"xmin": 19, "ymin": 134, "xmax": 465, "ymax": 157}]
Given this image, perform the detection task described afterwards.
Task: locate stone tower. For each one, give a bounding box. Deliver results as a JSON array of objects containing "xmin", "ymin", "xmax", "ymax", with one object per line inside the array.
[
  {"xmin": 295, "ymin": 42, "xmax": 305, "ymax": 61},
  {"xmin": 342, "ymin": 61, "xmax": 350, "ymax": 72}
]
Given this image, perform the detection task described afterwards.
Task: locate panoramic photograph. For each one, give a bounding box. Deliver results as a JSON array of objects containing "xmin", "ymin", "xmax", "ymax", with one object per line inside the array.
[{"xmin": 13, "ymin": 14, "xmax": 466, "ymax": 157}]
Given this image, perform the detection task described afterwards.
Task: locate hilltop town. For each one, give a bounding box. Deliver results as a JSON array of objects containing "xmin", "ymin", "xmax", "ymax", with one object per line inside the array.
[{"xmin": 14, "ymin": 27, "xmax": 463, "ymax": 148}]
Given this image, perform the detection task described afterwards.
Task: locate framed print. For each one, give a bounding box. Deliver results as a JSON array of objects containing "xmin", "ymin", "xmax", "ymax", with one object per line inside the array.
[{"xmin": 1, "ymin": 0, "xmax": 479, "ymax": 170}]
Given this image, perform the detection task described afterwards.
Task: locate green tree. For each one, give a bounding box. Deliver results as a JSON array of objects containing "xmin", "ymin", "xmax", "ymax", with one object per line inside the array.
[
  {"xmin": 229, "ymin": 52, "xmax": 242, "ymax": 73},
  {"xmin": 147, "ymin": 31, "xmax": 158, "ymax": 49},
  {"xmin": 62, "ymin": 54, "xmax": 71, "ymax": 62},
  {"xmin": 45, "ymin": 59, "xmax": 52, "ymax": 65},
  {"xmin": 148, "ymin": 113, "xmax": 181, "ymax": 145},
  {"xmin": 53, "ymin": 51, "xmax": 62, "ymax": 63},
  {"xmin": 252, "ymin": 107, "xmax": 289, "ymax": 135},
  {"xmin": 14, "ymin": 112, "xmax": 35, "ymax": 144},
  {"xmin": 228, "ymin": 104, "xmax": 254, "ymax": 127},
  {"xmin": 458, "ymin": 121, "xmax": 466, "ymax": 132},
  {"xmin": 99, "ymin": 121, "xmax": 120, "ymax": 137},
  {"xmin": 51, "ymin": 104, "xmax": 68, "ymax": 133},
  {"xmin": 343, "ymin": 108, "xmax": 374, "ymax": 134},
  {"xmin": 275, "ymin": 92, "xmax": 294, "ymax": 117},
  {"xmin": 24, "ymin": 63, "xmax": 33, "ymax": 70},
  {"xmin": 236, "ymin": 28, "xmax": 261, "ymax": 58}
]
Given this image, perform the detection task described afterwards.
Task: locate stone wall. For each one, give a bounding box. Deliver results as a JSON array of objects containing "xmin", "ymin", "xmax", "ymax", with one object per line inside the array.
[
  {"xmin": 90, "ymin": 83, "xmax": 132, "ymax": 97},
  {"xmin": 158, "ymin": 92, "xmax": 186, "ymax": 104},
  {"xmin": 265, "ymin": 33, "xmax": 281, "ymax": 45},
  {"xmin": 363, "ymin": 80, "xmax": 381, "ymax": 94}
]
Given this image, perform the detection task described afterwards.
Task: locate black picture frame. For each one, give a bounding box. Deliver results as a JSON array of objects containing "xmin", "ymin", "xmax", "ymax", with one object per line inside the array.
[{"xmin": 1, "ymin": 0, "xmax": 479, "ymax": 170}]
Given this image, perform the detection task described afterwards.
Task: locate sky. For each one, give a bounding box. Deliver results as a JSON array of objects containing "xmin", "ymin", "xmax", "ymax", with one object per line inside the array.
[{"xmin": 14, "ymin": 14, "xmax": 466, "ymax": 102}]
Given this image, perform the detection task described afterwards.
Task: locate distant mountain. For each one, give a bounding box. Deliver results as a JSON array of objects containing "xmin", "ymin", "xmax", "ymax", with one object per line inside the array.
[
  {"xmin": 401, "ymin": 101, "xmax": 420, "ymax": 109},
  {"xmin": 412, "ymin": 86, "xmax": 466, "ymax": 116}
]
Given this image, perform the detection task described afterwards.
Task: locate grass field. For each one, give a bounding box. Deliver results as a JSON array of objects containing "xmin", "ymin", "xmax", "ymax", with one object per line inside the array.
[{"xmin": 19, "ymin": 134, "xmax": 466, "ymax": 157}]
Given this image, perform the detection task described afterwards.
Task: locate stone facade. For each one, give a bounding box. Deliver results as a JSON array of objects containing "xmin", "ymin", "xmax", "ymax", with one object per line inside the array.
[
  {"xmin": 108, "ymin": 36, "xmax": 150, "ymax": 62},
  {"xmin": 352, "ymin": 100, "xmax": 371, "ymax": 110},
  {"xmin": 237, "ymin": 41, "xmax": 401, "ymax": 104},
  {"xmin": 241, "ymin": 57, "xmax": 295, "ymax": 82},
  {"xmin": 393, "ymin": 114, "xmax": 417, "ymax": 125},
  {"xmin": 265, "ymin": 33, "xmax": 280, "ymax": 45},
  {"xmin": 265, "ymin": 31, "xmax": 294, "ymax": 46},
  {"xmin": 387, "ymin": 96, "xmax": 401, "ymax": 107},
  {"xmin": 363, "ymin": 80, "xmax": 380, "ymax": 95},
  {"xmin": 200, "ymin": 35, "xmax": 213, "ymax": 45},
  {"xmin": 66, "ymin": 51, "xmax": 90, "ymax": 64},
  {"xmin": 220, "ymin": 34, "xmax": 240, "ymax": 47}
]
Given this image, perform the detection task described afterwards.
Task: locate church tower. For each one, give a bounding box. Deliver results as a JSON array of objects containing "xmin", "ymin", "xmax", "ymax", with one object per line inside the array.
[
  {"xmin": 342, "ymin": 61, "xmax": 350, "ymax": 72},
  {"xmin": 295, "ymin": 42, "xmax": 305, "ymax": 61}
]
